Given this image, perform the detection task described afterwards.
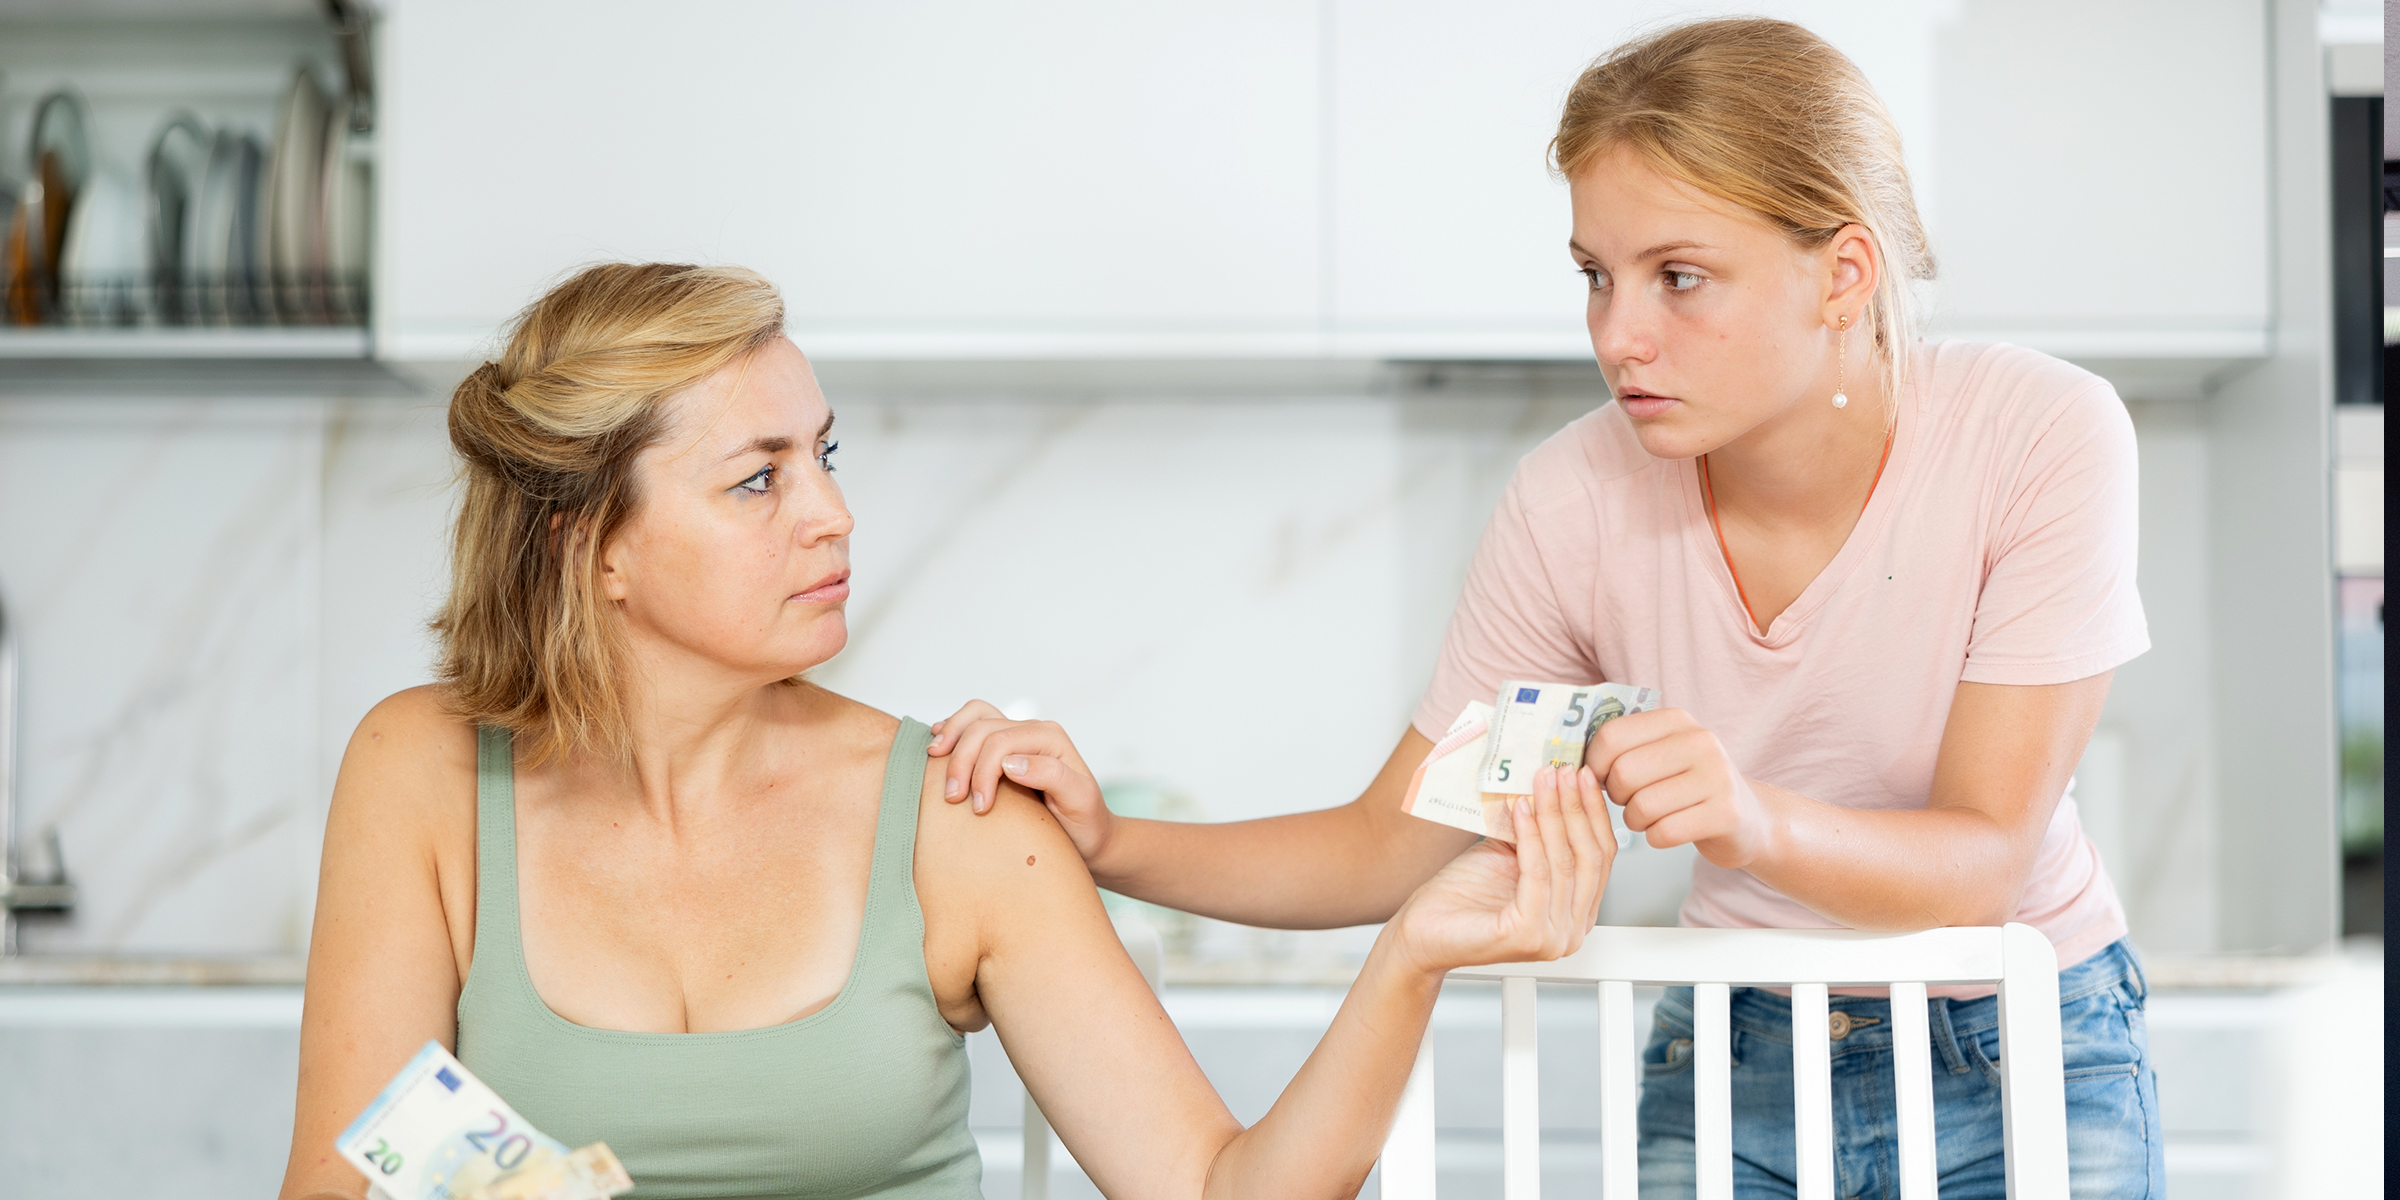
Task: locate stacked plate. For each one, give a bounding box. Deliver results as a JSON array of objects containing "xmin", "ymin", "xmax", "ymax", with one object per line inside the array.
[{"xmin": 7, "ymin": 66, "xmax": 370, "ymax": 328}]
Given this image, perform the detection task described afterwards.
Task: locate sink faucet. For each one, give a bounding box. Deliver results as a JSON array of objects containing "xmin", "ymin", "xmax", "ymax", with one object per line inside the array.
[{"xmin": 0, "ymin": 583, "xmax": 74, "ymax": 955}]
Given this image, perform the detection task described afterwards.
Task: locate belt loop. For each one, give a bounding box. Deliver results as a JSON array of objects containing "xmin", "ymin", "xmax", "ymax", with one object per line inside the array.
[
  {"xmin": 2121, "ymin": 942, "xmax": 2149, "ymax": 1001},
  {"xmin": 1929, "ymin": 995, "xmax": 1970, "ymax": 1075}
]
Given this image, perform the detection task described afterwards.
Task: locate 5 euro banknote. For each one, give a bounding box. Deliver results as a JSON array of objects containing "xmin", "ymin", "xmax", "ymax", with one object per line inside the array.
[{"xmin": 1401, "ymin": 680, "xmax": 1659, "ymax": 844}]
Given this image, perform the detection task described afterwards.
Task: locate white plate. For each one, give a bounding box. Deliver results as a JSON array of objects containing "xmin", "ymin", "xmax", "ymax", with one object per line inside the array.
[
  {"xmin": 145, "ymin": 112, "xmax": 209, "ymax": 321},
  {"xmin": 265, "ymin": 66, "xmax": 328, "ymax": 321},
  {"xmin": 318, "ymin": 93, "xmax": 371, "ymax": 325},
  {"xmin": 59, "ymin": 166, "xmax": 142, "ymax": 324},
  {"xmin": 188, "ymin": 131, "xmax": 262, "ymax": 323},
  {"xmin": 185, "ymin": 131, "xmax": 232, "ymax": 321},
  {"xmin": 235, "ymin": 131, "xmax": 267, "ymax": 323}
]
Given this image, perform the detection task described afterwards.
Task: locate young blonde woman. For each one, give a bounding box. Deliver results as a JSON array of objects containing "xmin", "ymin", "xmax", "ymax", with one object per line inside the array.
[
  {"xmin": 936, "ymin": 18, "xmax": 2163, "ymax": 1199},
  {"xmin": 276, "ymin": 264, "xmax": 1619, "ymax": 1200}
]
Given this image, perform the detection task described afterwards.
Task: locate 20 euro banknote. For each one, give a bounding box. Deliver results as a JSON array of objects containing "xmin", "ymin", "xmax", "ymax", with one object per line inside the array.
[{"xmin": 337, "ymin": 1041, "xmax": 628, "ymax": 1200}]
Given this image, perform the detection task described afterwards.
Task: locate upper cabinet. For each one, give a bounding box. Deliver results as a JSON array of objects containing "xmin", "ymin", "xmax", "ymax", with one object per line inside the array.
[
  {"xmin": 1323, "ymin": 0, "xmax": 2271, "ymax": 359},
  {"xmin": 377, "ymin": 0, "xmax": 2272, "ymax": 363},
  {"xmin": 378, "ymin": 0, "xmax": 1323, "ymax": 359},
  {"xmin": 1926, "ymin": 0, "xmax": 2270, "ymax": 348}
]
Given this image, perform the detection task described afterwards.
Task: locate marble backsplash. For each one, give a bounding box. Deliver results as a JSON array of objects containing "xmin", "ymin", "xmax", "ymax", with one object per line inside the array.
[{"xmin": 0, "ymin": 366, "xmax": 2219, "ymax": 962}]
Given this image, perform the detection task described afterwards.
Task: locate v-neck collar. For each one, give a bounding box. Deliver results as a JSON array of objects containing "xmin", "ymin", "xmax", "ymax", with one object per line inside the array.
[{"xmin": 1679, "ymin": 382, "xmax": 1917, "ymax": 649}]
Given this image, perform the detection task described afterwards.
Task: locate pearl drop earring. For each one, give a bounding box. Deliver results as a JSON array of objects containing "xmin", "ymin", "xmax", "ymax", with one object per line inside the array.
[{"xmin": 1831, "ymin": 315, "xmax": 1850, "ymax": 409}]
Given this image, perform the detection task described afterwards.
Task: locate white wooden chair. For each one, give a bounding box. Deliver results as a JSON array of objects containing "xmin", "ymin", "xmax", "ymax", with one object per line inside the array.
[
  {"xmin": 1378, "ymin": 923, "xmax": 2069, "ymax": 1200},
  {"xmin": 1019, "ymin": 912, "xmax": 1166, "ymax": 1200}
]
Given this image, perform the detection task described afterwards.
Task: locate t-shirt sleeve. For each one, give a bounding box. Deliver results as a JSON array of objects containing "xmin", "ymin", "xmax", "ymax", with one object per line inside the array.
[
  {"xmin": 1959, "ymin": 379, "xmax": 2150, "ymax": 685},
  {"xmin": 1412, "ymin": 475, "xmax": 1601, "ymax": 739}
]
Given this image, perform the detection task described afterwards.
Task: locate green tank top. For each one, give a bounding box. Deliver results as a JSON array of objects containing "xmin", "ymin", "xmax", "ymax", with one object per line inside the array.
[{"xmin": 455, "ymin": 718, "xmax": 982, "ymax": 1200}]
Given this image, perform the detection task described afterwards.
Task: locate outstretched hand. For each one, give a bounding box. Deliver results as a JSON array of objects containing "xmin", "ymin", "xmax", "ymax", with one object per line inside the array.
[
  {"xmin": 1388, "ymin": 764, "xmax": 1617, "ymax": 975},
  {"xmin": 926, "ymin": 699, "xmax": 1114, "ymax": 864}
]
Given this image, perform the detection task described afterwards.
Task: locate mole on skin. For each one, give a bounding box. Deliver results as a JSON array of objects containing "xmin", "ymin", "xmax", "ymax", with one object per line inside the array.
[{"xmin": 1026, "ymin": 855, "xmax": 1036, "ymax": 867}]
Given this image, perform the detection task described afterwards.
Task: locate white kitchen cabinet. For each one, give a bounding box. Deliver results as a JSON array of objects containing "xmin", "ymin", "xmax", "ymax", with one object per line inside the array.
[
  {"xmin": 1326, "ymin": 0, "xmax": 1954, "ymax": 358},
  {"xmin": 1928, "ymin": 0, "xmax": 2270, "ymax": 341},
  {"xmin": 378, "ymin": 0, "xmax": 1323, "ymax": 360},
  {"xmin": 1326, "ymin": 0, "xmax": 2269, "ymax": 361}
]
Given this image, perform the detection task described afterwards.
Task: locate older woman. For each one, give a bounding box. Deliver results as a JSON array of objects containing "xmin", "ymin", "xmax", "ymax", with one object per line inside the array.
[{"xmin": 276, "ymin": 263, "xmax": 1618, "ymax": 1200}]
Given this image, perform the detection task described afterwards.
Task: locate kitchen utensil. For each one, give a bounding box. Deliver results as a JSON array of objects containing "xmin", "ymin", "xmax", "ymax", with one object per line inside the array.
[{"xmin": 8, "ymin": 91, "xmax": 94, "ymax": 324}]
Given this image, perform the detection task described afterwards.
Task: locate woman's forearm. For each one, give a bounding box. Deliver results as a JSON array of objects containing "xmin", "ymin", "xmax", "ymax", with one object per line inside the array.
[
  {"xmin": 1200, "ymin": 931, "xmax": 1446, "ymax": 1200},
  {"xmin": 1090, "ymin": 725, "xmax": 1472, "ymax": 929},
  {"xmin": 1745, "ymin": 782, "xmax": 2032, "ymax": 930},
  {"xmin": 1094, "ymin": 807, "xmax": 1457, "ymax": 929}
]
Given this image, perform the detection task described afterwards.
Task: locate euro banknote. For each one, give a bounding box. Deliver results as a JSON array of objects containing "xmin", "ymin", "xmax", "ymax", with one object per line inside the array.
[
  {"xmin": 1478, "ymin": 681, "xmax": 1660, "ymax": 794},
  {"xmin": 1402, "ymin": 680, "xmax": 1659, "ymax": 844},
  {"xmin": 338, "ymin": 1041, "xmax": 631, "ymax": 1200}
]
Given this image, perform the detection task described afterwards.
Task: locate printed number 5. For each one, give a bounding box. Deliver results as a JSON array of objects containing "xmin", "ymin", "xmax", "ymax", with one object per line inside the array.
[
  {"xmin": 364, "ymin": 1138, "xmax": 403, "ymax": 1175},
  {"xmin": 1496, "ymin": 759, "xmax": 1511, "ymax": 782}
]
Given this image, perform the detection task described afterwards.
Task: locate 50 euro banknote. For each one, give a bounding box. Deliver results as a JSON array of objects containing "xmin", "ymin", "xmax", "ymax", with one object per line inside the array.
[
  {"xmin": 1400, "ymin": 680, "xmax": 1659, "ymax": 844},
  {"xmin": 338, "ymin": 1041, "xmax": 632, "ymax": 1200}
]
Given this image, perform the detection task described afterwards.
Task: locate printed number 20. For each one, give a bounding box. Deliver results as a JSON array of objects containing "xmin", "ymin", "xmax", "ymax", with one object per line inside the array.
[
  {"xmin": 466, "ymin": 1110, "xmax": 533, "ymax": 1170},
  {"xmin": 362, "ymin": 1138, "xmax": 403, "ymax": 1175}
]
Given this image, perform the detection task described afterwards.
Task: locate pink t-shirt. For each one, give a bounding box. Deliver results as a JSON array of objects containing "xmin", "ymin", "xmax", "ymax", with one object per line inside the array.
[{"xmin": 1414, "ymin": 341, "xmax": 2144, "ymax": 981}]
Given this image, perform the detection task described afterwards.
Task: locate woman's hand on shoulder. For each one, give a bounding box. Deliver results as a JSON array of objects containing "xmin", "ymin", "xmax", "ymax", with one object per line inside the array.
[
  {"xmin": 923, "ymin": 700, "xmax": 1113, "ymax": 865},
  {"xmin": 1583, "ymin": 707, "xmax": 1781, "ymax": 869},
  {"xmin": 1386, "ymin": 765, "xmax": 1617, "ymax": 976}
]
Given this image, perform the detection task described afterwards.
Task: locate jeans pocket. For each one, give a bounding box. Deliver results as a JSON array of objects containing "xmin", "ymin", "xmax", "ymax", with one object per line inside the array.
[
  {"xmin": 1970, "ymin": 991, "xmax": 2148, "ymax": 1087},
  {"xmin": 1967, "ymin": 1026, "xmax": 2006, "ymax": 1087},
  {"xmin": 1645, "ymin": 1035, "xmax": 1695, "ymax": 1079},
  {"xmin": 2060, "ymin": 990, "xmax": 2145, "ymax": 1082},
  {"xmin": 1644, "ymin": 1009, "xmax": 1696, "ymax": 1080}
]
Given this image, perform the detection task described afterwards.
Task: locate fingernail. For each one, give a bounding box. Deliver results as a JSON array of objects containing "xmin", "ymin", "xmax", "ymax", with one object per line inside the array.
[
  {"xmin": 1516, "ymin": 797, "xmax": 1531, "ymax": 816},
  {"xmin": 930, "ymin": 721, "xmax": 944, "ymax": 734},
  {"xmin": 944, "ymin": 777, "xmax": 963, "ymax": 800},
  {"xmin": 1003, "ymin": 756, "xmax": 1027, "ymax": 775},
  {"xmin": 971, "ymin": 790, "xmax": 986, "ymax": 812}
]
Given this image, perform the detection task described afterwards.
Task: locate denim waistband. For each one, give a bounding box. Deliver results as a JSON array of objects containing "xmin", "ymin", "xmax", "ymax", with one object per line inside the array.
[{"xmin": 1655, "ymin": 938, "xmax": 2146, "ymax": 1058}]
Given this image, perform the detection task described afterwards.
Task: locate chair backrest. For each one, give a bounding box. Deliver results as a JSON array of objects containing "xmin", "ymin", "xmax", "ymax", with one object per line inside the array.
[{"xmin": 1378, "ymin": 923, "xmax": 2068, "ymax": 1200}]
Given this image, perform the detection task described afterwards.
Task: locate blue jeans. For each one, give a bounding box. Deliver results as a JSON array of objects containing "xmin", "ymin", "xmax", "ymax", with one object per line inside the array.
[{"xmin": 1635, "ymin": 939, "xmax": 2163, "ymax": 1199}]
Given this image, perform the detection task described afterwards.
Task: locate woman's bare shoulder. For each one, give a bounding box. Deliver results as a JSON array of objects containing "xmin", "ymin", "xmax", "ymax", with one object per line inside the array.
[
  {"xmin": 913, "ymin": 769, "xmax": 1095, "ymax": 897},
  {"xmin": 332, "ymin": 685, "xmax": 480, "ymax": 829},
  {"xmin": 788, "ymin": 682, "xmax": 904, "ymax": 759}
]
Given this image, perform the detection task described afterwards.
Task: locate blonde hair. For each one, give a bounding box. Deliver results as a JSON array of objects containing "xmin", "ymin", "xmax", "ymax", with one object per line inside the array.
[
  {"xmin": 431, "ymin": 262, "xmax": 786, "ymax": 764},
  {"xmin": 1551, "ymin": 17, "xmax": 1933, "ymax": 405}
]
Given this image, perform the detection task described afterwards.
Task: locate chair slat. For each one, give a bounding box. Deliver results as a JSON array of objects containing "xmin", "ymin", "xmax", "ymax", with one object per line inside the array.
[
  {"xmin": 1597, "ymin": 980, "xmax": 1637, "ymax": 1200},
  {"xmin": 1694, "ymin": 982, "xmax": 1733, "ymax": 1200},
  {"xmin": 1889, "ymin": 982, "xmax": 1936, "ymax": 1200},
  {"xmin": 1371, "ymin": 924, "xmax": 2068, "ymax": 1199},
  {"xmin": 1381, "ymin": 1037, "xmax": 1438, "ymax": 1200},
  {"xmin": 1789, "ymin": 983, "xmax": 1834, "ymax": 1200},
  {"xmin": 1022, "ymin": 1095, "xmax": 1051, "ymax": 1200},
  {"xmin": 1502, "ymin": 976, "xmax": 1541, "ymax": 1200},
  {"xmin": 1999, "ymin": 924, "xmax": 2070, "ymax": 1199}
]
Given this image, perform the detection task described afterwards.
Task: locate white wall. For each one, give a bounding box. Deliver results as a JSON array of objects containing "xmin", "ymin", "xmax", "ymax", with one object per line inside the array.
[{"xmin": 0, "ymin": 368, "xmax": 2259, "ymax": 960}]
